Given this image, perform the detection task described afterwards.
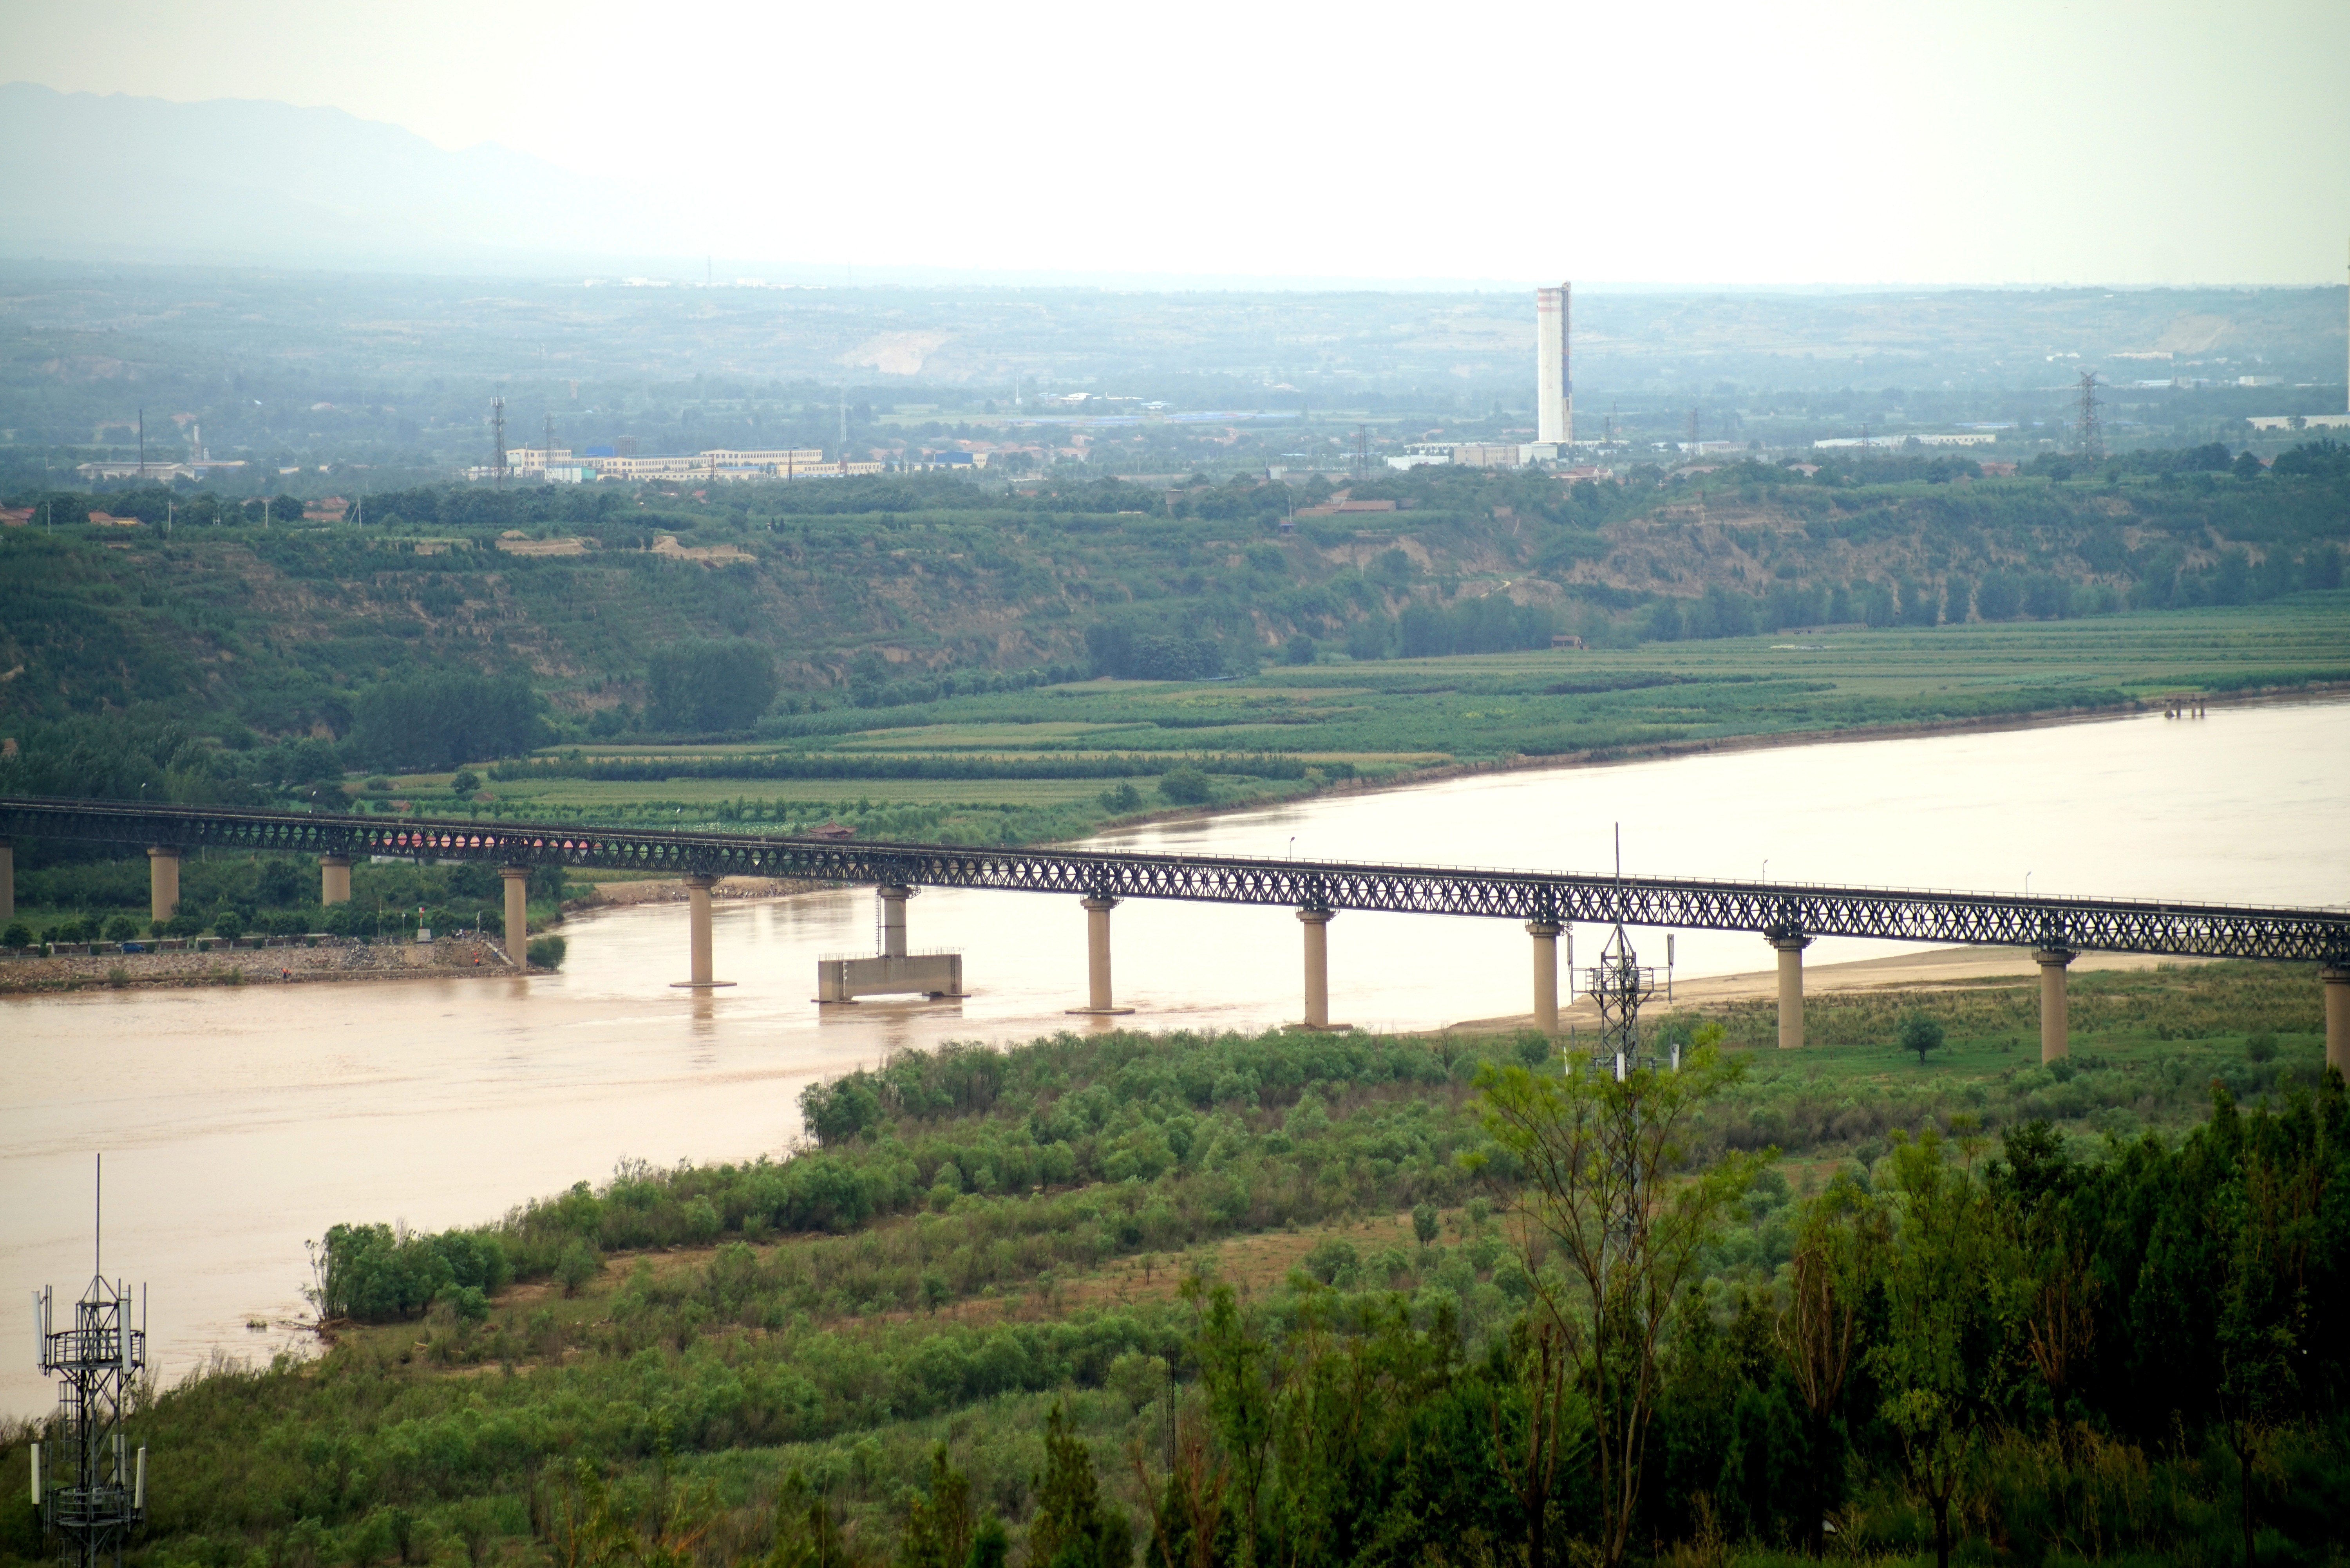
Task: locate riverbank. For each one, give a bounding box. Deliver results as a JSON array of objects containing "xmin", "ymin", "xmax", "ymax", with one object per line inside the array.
[
  {"xmin": 1445, "ymin": 944, "xmax": 2203, "ymax": 1033},
  {"xmin": 0, "ymin": 935, "xmax": 530, "ymax": 993},
  {"xmin": 561, "ymin": 872, "xmax": 827, "ymax": 910}
]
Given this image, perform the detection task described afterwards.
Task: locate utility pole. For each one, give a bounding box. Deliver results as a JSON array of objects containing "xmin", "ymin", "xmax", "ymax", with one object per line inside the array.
[
  {"xmin": 136, "ymin": 408, "xmax": 145, "ymax": 481},
  {"xmin": 2076, "ymin": 371, "xmax": 2102, "ymax": 459},
  {"xmin": 1687, "ymin": 407, "xmax": 1698, "ymax": 454}
]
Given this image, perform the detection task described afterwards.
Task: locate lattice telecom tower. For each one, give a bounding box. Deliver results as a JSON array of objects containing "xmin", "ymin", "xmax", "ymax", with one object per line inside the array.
[
  {"xmin": 2076, "ymin": 371, "xmax": 2102, "ymax": 458},
  {"xmin": 490, "ymin": 397, "xmax": 508, "ymax": 488},
  {"xmin": 31, "ymin": 1160, "xmax": 148, "ymax": 1568}
]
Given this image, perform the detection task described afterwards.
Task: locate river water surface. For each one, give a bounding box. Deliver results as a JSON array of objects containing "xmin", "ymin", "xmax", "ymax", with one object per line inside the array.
[{"xmin": 5, "ymin": 699, "xmax": 2346, "ymax": 1415}]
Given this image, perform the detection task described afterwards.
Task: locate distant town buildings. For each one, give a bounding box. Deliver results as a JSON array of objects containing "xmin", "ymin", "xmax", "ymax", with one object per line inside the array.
[{"xmin": 470, "ymin": 446, "xmax": 885, "ymax": 482}]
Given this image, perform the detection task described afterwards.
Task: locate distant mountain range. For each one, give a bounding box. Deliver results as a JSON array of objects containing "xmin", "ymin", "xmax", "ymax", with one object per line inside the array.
[
  {"xmin": 0, "ymin": 83, "xmax": 1540, "ymax": 289},
  {"xmin": 0, "ymin": 82, "xmax": 662, "ymax": 274}
]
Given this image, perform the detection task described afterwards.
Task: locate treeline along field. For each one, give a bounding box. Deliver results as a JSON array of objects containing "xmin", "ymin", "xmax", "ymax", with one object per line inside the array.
[{"xmin": 4, "ymin": 966, "xmax": 2337, "ymax": 1568}]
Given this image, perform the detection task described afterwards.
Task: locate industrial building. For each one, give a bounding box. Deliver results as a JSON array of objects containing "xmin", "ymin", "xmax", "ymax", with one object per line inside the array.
[{"xmin": 1536, "ymin": 282, "xmax": 1573, "ymax": 449}]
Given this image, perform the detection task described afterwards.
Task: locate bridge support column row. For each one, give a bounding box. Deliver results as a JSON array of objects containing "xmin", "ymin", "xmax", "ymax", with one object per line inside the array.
[
  {"xmin": 2325, "ymin": 966, "xmax": 2349, "ymax": 1080},
  {"xmin": 878, "ymin": 884, "xmax": 910, "ymax": 958},
  {"xmin": 1069, "ymin": 896, "xmax": 1134, "ymax": 1015},
  {"xmin": 321, "ymin": 854, "xmax": 352, "ymax": 907},
  {"xmin": 1528, "ymin": 922, "xmax": 1561, "ymax": 1035},
  {"xmin": 147, "ymin": 847, "xmax": 180, "ymax": 923},
  {"xmin": 1299, "ymin": 909, "xmax": 1333, "ymax": 1029},
  {"xmin": 1772, "ymin": 934, "xmax": 1811, "ymax": 1050},
  {"xmin": 2036, "ymin": 947, "xmax": 2074, "ymax": 1064},
  {"xmin": 0, "ymin": 838, "xmax": 13, "ymax": 921},
  {"xmin": 501, "ymin": 866, "xmax": 530, "ymax": 968}
]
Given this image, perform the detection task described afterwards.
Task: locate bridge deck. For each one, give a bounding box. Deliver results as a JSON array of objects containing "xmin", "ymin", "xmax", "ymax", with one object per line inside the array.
[{"xmin": 2, "ymin": 796, "xmax": 2343, "ymax": 962}]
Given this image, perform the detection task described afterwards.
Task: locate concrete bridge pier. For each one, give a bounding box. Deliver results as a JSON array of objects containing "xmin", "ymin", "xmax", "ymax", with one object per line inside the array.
[
  {"xmin": 1068, "ymin": 895, "xmax": 1135, "ymax": 1015},
  {"xmin": 500, "ymin": 866, "xmax": 530, "ymax": 969},
  {"xmin": 2035, "ymin": 947, "xmax": 2075, "ymax": 1064},
  {"xmin": 1527, "ymin": 921, "xmax": 1561, "ymax": 1034},
  {"xmin": 147, "ymin": 847, "xmax": 181, "ymax": 923},
  {"xmin": 320, "ymin": 854, "xmax": 352, "ymax": 907},
  {"xmin": 672, "ymin": 873, "xmax": 734, "ymax": 988},
  {"xmin": 0, "ymin": 837, "xmax": 13, "ymax": 921},
  {"xmin": 878, "ymin": 884, "xmax": 910, "ymax": 957},
  {"xmin": 1298, "ymin": 908, "xmax": 1335, "ymax": 1029},
  {"xmin": 1771, "ymin": 933, "xmax": 1812, "ymax": 1050},
  {"xmin": 2325, "ymin": 965, "xmax": 2349, "ymax": 1080}
]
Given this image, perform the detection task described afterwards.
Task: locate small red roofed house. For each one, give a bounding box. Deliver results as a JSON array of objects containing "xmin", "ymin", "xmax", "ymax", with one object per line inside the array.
[
  {"xmin": 810, "ymin": 821, "xmax": 856, "ymax": 840},
  {"xmin": 303, "ymin": 497, "xmax": 348, "ymax": 522},
  {"xmin": 0, "ymin": 506, "xmax": 31, "ymax": 526}
]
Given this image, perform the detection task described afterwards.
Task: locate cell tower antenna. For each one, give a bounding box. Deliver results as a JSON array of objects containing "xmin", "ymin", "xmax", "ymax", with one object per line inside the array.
[
  {"xmin": 37, "ymin": 1151, "xmax": 150, "ymax": 1567},
  {"xmin": 2076, "ymin": 370, "xmax": 2102, "ymax": 458},
  {"xmin": 490, "ymin": 397, "xmax": 508, "ymax": 489}
]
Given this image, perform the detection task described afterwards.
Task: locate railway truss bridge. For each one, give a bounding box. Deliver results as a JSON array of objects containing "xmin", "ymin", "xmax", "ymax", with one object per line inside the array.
[{"xmin": 3, "ymin": 796, "xmax": 2344, "ymax": 1069}]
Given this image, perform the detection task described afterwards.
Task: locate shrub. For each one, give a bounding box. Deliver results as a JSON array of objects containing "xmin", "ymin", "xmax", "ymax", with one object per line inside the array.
[
  {"xmin": 211, "ymin": 908, "xmax": 246, "ymax": 940},
  {"xmin": 526, "ymin": 935, "xmax": 566, "ymax": 970},
  {"xmin": 2245, "ymin": 1030, "xmax": 2278, "ymax": 1063},
  {"xmin": 100, "ymin": 915, "xmax": 139, "ymax": 943},
  {"xmin": 2, "ymin": 921, "xmax": 32, "ymax": 948},
  {"xmin": 1158, "ymin": 765, "xmax": 1211, "ymax": 806},
  {"xmin": 556, "ymin": 1239, "xmax": 599, "ymax": 1296}
]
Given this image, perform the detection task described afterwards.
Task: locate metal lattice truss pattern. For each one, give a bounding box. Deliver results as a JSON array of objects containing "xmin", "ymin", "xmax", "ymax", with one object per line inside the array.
[{"xmin": 5, "ymin": 796, "xmax": 2345, "ymax": 962}]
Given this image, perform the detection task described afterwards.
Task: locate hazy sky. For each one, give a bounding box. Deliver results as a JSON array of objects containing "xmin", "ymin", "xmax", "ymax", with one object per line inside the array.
[{"xmin": 8, "ymin": 0, "xmax": 2347, "ymax": 286}]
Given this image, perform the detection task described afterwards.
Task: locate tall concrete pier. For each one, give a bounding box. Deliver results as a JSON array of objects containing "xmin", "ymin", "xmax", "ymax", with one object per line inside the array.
[
  {"xmin": 2035, "ymin": 947, "xmax": 2074, "ymax": 1063},
  {"xmin": 673, "ymin": 873, "xmax": 734, "ymax": 988},
  {"xmin": 1069, "ymin": 895, "xmax": 1134, "ymax": 1015},
  {"xmin": 147, "ymin": 847, "xmax": 179, "ymax": 923},
  {"xmin": 1527, "ymin": 921, "xmax": 1561, "ymax": 1035},
  {"xmin": 500, "ymin": 866, "xmax": 530, "ymax": 969},
  {"xmin": 320, "ymin": 854, "xmax": 351, "ymax": 906},
  {"xmin": 2325, "ymin": 965, "xmax": 2349, "ymax": 1079},
  {"xmin": 1771, "ymin": 933, "xmax": 1811, "ymax": 1050},
  {"xmin": 1298, "ymin": 908, "xmax": 1333, "ymax": 1029}
]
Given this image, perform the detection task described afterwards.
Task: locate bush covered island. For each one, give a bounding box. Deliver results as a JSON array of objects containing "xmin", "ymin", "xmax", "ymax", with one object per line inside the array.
[{"xmin": 5, "ymin": 958, "xmax": 2341, "ymax": 1568}]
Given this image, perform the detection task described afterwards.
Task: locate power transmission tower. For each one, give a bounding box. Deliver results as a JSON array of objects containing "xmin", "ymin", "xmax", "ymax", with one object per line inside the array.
[
  {"xmin": 490, "ymin": 398, "xmax": 507, "ymax": 488},
  {"xmin": 2076, "ymin": 371, "xmax": 2102, "ymax": 458}
]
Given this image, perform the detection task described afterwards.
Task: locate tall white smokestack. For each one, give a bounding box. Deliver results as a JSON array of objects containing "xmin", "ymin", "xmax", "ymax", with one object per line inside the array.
[{"xmin": 1536, "ymin": 283, "xmax": 1573, "ymax": 445}]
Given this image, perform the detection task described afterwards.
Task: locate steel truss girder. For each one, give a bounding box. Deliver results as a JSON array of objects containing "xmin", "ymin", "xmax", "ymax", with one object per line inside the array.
[{"xmin": 3, "ymin": 796, "xmax": 2344, "ymax": 963}]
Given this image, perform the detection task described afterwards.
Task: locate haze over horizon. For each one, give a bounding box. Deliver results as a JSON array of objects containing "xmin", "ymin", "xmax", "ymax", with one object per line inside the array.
[{"xmin": 5, "ymin": 0, "xmax": 2347, "ymax": 289}]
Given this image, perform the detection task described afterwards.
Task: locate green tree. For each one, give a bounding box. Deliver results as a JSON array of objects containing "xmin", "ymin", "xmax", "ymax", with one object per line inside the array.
[
  {"xmin": 1901, "ymin": 1012, "xmax": 1946, "ymax": 1067},
  {"xmin": 648, "ymin": 640, "xmax": 780, "ymax": 732},
  {"xmin": 1778, "ymin": 1170, "xmax": 1889, "ymax": 1553},
  {"xmin": 1475, "ymin": 1039, "xmax": 1763, "ymax": 1568},
  {"xmin": 350, "ymin": 671, "xmax": 537, "ymax": 770},
  {"xmin": 1870, "ymin": 1127, "xmax": 2005, "ymax": 1568},
  {"xmin": 1026, "ymin": 1403, "xmax": 1128, "ymax": 1568}
]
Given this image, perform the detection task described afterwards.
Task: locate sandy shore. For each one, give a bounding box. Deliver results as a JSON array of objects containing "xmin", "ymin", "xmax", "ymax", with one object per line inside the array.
[
  {"xmin": 1447, "ymin": 944, "xmax": 2199, "ymax": 1033},
  {"xmin": 565, "ymin": 874, "xmax": 824, "ymax": 909},
  {"xmin": 0, "ymin": 937, "xmax": 528, "ymax": 993}
]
